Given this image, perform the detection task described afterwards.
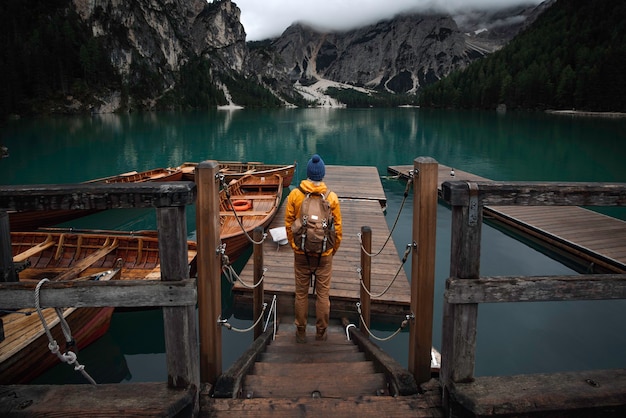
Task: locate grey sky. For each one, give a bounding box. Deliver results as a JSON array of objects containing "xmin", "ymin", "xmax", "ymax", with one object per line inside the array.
[{"xmin": 227, "ymin": 0, "xmax": 545, "ymax": 41}]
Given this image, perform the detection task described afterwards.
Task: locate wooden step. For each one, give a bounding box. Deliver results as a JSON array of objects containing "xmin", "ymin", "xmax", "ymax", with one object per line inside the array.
[
  {"xmin": 264, "ymin": 342, "xmax": 359, "ymax": 354},
  {"xmin": 258, "ymin": 351, "xmax": 367, "ymax": 363},
  {"xmin": 242, "ymin": 372, "xmax": 389, "ymax": 398},
  {"xmin": 251, "ymin": 361, "xmax": 377, "ymax": 377},
  {"xmin": 205, "ymin": 395, "xmax": 444, "ymax": 418}
]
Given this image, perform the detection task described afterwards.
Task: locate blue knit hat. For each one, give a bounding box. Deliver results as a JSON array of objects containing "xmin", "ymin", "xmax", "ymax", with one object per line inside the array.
[{"xmin": 306, "ymin": 154, "xmax": 325, "ymax": 181}]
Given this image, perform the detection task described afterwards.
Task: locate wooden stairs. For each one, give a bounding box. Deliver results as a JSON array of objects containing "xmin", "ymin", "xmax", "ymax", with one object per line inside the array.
[
  {"xmin": 243, "ymin": 323, "xmax": 388, "ymax": 398},
  {"xmin": 203, "ymin": 319, "xmax": 444, "ymax": 417}
]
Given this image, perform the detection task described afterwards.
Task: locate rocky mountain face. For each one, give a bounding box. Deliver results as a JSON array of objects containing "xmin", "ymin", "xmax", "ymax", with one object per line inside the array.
[
  {"xmin": 252, "ymin": 14, "xmax": 481, "ymax": 96},
  {"xmin": 249, "ymin": 2, "xmax": 551, "ymax": 98},
  {"xmin": 71, "ymin": 0, "xmax": 247, "ymax": 111}
]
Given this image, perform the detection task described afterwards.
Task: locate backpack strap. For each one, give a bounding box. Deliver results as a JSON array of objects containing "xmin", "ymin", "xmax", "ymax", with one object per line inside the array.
[{"xmin": 298, "ymin": 185, "xmax": 331, "ymax": 198}]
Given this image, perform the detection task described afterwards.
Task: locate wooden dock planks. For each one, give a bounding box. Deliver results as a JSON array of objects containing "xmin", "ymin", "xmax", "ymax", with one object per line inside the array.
[
  {"xmin": 389, "ymin": 164, "xmax": 626, "ymax": 273},
  {"xmin": 233, "ymin": 165, "xmax": 412, "ymax": 321}
]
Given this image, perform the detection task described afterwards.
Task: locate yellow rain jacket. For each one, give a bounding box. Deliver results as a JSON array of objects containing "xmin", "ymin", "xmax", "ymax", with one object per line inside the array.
[{"xmin": 284, "ymin": 179, "xmax": 342, "ymax": 256}]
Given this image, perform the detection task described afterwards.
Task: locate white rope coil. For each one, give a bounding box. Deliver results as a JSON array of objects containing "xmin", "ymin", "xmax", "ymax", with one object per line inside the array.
[{"xmin": 34, "ymin": 278, "xmax": 97, "ymax": 386}]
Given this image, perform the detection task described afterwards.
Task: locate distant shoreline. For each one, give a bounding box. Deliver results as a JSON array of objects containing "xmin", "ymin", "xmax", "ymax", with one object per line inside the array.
[{"xmin": 546, "ymin": 110, "xmax": 626, "ymax": 118}]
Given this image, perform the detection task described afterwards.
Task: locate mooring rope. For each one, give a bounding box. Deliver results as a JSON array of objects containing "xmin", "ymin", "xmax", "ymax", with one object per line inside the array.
[
  {"xmin": 358, "ymin": 175, "xmax": 413, "ymax": 257},
  {"xmin": 220, "ymin": 174, "xmax": 268, "ymax": 246},
  {"xmin": 218, "ymin": 302, "xmax": 268, "ymax": 333},
  {"xmin": 358, "ymin": 244, "xmax": 412, "ymax": 298},
  {"xmin": 355, "ymin": 302, "xmax": 412, "ymax": 342},
  {"xmin": 221, "ymin": 253, "xmax": 266, "ymax": 289},
  {"xmin": 34, "ymin": 278, "xmax": 97, "ymax": 386}
]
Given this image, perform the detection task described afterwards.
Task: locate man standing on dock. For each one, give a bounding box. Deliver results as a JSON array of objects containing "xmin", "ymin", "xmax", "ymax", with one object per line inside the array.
[{"xmin": 285, "ymin": 154, "xmax": 342, "ymax": 343}]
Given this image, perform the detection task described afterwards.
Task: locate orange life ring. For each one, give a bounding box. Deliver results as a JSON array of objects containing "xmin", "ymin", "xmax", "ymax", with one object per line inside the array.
[{"xmin": 232, "ymin": 199, "xmax": 252, "ymax": 211}]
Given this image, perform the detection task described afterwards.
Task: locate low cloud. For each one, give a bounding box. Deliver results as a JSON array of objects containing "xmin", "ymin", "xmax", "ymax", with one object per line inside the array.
[{"xmin": 225, "ymin": 0, "xmax": 544, "ymax": 40}]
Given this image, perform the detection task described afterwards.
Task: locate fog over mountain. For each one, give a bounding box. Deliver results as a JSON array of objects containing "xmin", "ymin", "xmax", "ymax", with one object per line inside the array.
[{"xmin": 227, "ymin": 0, "xmax": 544, "ymax": 40}]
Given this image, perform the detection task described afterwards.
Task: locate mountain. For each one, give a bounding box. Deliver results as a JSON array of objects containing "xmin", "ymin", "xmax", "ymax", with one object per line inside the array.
[
  {"xmin": 248, "ymin": 3, "xmax": 549, "ymax": 104},
  {"xmin": 0, "ymin": 0, "xmax": 551, "ymax": 116}
]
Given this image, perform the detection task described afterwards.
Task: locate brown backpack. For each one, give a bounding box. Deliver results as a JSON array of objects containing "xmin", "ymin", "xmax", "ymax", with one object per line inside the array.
[{"xmin": 291, "ymin": 187, "xmax": 336, "ymax": 254}]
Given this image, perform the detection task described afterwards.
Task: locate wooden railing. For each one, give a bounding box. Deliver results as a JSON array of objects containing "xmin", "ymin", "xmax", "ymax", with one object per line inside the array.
[
  {"xmin": 439, "ymin": 180, "xmax": 626, "ymax": 415},
  {"xmin": 0, "ymin": 180, "xmax": 201, "ymax": 415}
]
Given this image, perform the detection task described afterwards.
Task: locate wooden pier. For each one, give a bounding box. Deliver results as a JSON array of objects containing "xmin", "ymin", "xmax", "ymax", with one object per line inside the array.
[
  {"xmin": 1, "ymin": 159, "xmax": 626, "ymax": 417},
  {"xmin": 389, "ymin": 164, "xmax": 626, "ymax": 273},
  {"xmin": 232, "ymin": 165, "xmax": 412, "ymax": 321}
]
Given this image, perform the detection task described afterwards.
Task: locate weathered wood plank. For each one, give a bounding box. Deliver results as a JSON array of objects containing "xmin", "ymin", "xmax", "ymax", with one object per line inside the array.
[
  {"xmin": 0, "ymin": 182, "xmax": 196, "ymax": 211},
  {"xmin": 243, "ymin": 372, "xmax": 388, "ymax": 398},
  {"xmin": 442, "ymin": 181, "xmax": 626, "ymax": 207},
  {"xmin": 450, "ymin": 368, "xmax": 626, "ymax": 417},
  {"xmin": 0, "ymin": 382, "xmax": 196, "ymax": 417},
  {"xmin": 203, "ymin": 389, "xmax": 445, "ymax": 418},
  {"xmin": 445, "ymin": 274, "xmax": 626, "ymax": 303},
  {"xmin": 0, "ymin": 279, "xmax": 197, "ymax": 308}
]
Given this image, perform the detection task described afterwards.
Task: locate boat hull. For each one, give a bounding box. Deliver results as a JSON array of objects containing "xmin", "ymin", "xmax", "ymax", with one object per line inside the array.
[
  {"xmin": 0, "ymin": 305, "xmax": 115, "ymax": 384},
  {"xmin": 8, "ymin": 167, "xmax": 185, "ymax": 231}
]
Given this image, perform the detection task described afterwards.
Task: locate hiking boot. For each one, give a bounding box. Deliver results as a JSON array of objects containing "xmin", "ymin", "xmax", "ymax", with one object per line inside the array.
[
  {"xmin": 296, "ymin": 326, "xmax": 307, "ymax": 344},
  {"xmin": 315, "ymin": 328, "xmax": 327, "ymax": 341}
]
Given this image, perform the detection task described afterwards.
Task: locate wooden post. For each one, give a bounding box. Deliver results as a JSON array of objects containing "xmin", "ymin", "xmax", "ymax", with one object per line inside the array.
[
  {"xmin": 440, "ymin": 181, "xmax": 481, "ymax": 408},
  {"xmin": 0, "ymin": 211, "xmax": 17, "ymax": 282},
  {"xmin": 409, "ymin": 157, "xmax": 438, "ymax": 384},
  {"xmin": 157, "ymin": 205, "xmax": 199, "ymax": 395},
  {"xmin": 195, "ymin": 161, "xmax": 222, "ymax": 384},
  {"xmin": 253, "ymin": 226, "xmax": 265, "ymax": 339},
  {"xmin": 359, "ymin": 226, "xmax": 372, "ymax": 337}
]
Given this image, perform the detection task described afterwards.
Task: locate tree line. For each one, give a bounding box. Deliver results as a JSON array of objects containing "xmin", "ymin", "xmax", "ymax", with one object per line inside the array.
[{"xmin": 418, "ymin": 0, "xmax": 626, "ymax": 112}]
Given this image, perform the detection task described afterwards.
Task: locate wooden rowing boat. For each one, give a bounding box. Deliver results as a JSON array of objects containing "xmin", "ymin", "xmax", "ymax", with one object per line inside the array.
[
  {"xmin": 8, "ymin": 167, "xmax": 185, "ymax": 231},
  {"xmin": 178, "ymin": 161, "xmax": 296, "ymax": 187},
  {"xmin": 0, "ymin": 230, "xmax": 198, "ymax": 384},
  {"xmin": 85, "ymin": 167, "xmax": 184, "ymax": 184},
  {"xmin": 10, "ymin": 230, "xmax": 197, "ymax": 282},
  {"xmin": 219, "ymin": 174, "xmax": 284, "ymax": 263}
]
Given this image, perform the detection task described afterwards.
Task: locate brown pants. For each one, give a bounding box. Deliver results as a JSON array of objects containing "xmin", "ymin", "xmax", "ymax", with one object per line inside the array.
[{"xmin": 294, "ymin": 252, "xmax": 332, "ymax": 334}]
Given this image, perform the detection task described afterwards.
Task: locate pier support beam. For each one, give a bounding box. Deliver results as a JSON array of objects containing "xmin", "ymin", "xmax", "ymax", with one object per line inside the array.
[
  {"xmin": 196, "ymin": 161, "xmax": 223, "ymax": 385},
  {"xmin": 409, "ymin": 157, "xmax": 438, "ymax": 384},
  {"xmin": 158, "ymin": 205, "xmax": 199, "ymax": 396}
]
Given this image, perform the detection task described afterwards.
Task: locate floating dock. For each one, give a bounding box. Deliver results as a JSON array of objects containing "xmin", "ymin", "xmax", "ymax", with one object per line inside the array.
[{"xmin": 389, "ymin": 164, "xmax": 626, "ymax": 273}]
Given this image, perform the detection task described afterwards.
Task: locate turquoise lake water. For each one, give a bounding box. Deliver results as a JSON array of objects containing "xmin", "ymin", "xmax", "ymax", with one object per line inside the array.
[{"xmin": 1, "ymin": 108, "xmax": 625, "ymax": 383}]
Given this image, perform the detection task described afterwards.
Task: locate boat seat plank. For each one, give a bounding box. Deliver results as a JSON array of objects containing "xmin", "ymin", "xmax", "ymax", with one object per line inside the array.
[
  {"xmin": 220, "ymin": 211, "xmax": 271, "ymax": 217},
  {"xmin": 228, "ymin": 194, "xmax": 279, "ymax": 200},
  {"xmin": 52, "ymin": 238, "xmax": 119, "ymax": 281},
  {"xmin": 12, "ymin": 235, "xmax": 56, "ymax": 263}
]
